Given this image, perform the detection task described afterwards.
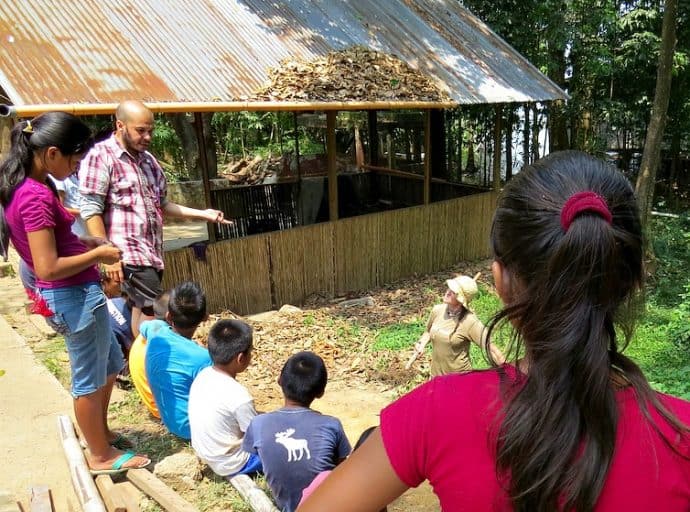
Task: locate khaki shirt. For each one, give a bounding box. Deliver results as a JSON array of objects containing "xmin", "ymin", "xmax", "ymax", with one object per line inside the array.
[{"xmin": 427, "ymin": 304, "xmax": 487, "ymax": 376}]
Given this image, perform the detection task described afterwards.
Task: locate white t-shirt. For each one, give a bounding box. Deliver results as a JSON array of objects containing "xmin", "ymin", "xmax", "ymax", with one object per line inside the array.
[
  {"xmin": 49, "ymin": 174, "xmax": 87, "ymax": 237},
  {"xmin": 188, "ymin": 366, "xmax": 257, "ymax": 476}
]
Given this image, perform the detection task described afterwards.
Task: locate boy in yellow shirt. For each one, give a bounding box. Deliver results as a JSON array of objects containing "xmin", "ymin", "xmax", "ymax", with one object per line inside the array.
[{"xmin": 129, "ymin": 291, "xmax": 169, "ymax": 418}]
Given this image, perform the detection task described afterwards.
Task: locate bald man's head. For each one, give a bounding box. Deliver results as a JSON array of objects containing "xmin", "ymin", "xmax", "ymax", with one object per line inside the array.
[
  {"xmin": 115, "ymin": 100, "xmax": 152, "ymax": 123},
  {"xmin": 115, "ymin": 100, "xmax": 155, "ymax": 155}
]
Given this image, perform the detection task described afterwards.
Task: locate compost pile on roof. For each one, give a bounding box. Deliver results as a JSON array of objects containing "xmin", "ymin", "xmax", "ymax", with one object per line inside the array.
[{"xmin": 253, "ymin": 46, "xmax": 450, "ymax": 103}]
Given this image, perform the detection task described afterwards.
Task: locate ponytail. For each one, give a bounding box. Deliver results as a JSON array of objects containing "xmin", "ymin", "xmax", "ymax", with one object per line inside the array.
[
  {"xmin": 0, "ymin": 120, "xmax": 34, "ymax": 206},
  {"xmin": 487, "ymin": 151, "xmax": 688, "ymax": 511}
]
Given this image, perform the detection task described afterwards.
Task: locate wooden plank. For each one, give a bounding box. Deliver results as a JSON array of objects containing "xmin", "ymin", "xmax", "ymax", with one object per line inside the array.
[
  {"xmin": 126, "ymin": 469, "xmax": 197, "ymax": 512},
  {"xmin": 228, "ymin": 475, "xmax": 278, "ymax": 512},
  {"xmin": 56, "ymin": 415, "xmax": 107, "ymax": 512},
  {"xmin": 327, "ymin": 110, "xmax": 338, "ymax": 221},
  {"xmin": 29, "ymin": 487, "xmax": 53, "ymax": 512},
  {"xmin": 113, "ymin": 483, "xmax": 140, "ymax": 512},
  {"xmin": 94, "ymin": 477, "xmax": 126, "ymax": 512}
]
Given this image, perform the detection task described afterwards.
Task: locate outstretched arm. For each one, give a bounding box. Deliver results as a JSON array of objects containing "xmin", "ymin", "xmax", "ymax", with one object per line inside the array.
[
  {"xmin": 162, "ymin": 202, "xmax": 233, "ymax": 224},
  {"xmin": 297, "ymin": 428, "xmax": 408, "ymax": 512},
  {"xmin": 405, "ymin": 308, "xmax": 437, "ymax": 369}
]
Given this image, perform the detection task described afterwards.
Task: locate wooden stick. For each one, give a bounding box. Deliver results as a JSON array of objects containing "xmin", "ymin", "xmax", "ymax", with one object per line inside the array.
[
  {"xmin": 228, "ymin": 475, "xmax": 278, "ymax": 512},
  {"xmin": 29, "ymin": 487, "xmax": 53, "ymax": 512},
  {"xmin": 56, "ymin": 416, "xmax": 107, "ymax": 512},
  {"xmin": 126, "ymin": 469, "xmax": 197, "ymax": 512},
  {"xmin": 113, "ymin": 483, "xmax": 140, "ymax": 512},
  {"xmin": 94, "ymin": 476, "xmax": 126, "ymax": 512}
]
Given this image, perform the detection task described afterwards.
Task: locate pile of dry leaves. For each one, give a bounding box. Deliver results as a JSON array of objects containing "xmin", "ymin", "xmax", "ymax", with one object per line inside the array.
[{"xmin": 252, "ymin": 46, "xmax": 450, "ymax": 103}]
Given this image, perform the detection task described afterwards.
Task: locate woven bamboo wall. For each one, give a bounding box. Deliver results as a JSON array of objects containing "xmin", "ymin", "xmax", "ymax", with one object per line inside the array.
[{"xmin": 163, "ymin": 191, "xmax": 498, "ymax": 315}]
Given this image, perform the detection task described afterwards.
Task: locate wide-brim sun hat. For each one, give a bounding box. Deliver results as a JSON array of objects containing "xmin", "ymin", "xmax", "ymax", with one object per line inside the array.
[{"xmin": 446, "ymin": 275, "xmax": 478, "ymax": 310}]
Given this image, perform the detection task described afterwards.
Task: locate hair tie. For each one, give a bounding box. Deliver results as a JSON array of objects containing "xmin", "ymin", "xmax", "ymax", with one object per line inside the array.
[
  {"xmin": 22, "ymin": 120, "xmax": 34, "ymax": 135},
  {"xmin": 560, "ymin": 191, "xmax": 612, "ymax": 231}
]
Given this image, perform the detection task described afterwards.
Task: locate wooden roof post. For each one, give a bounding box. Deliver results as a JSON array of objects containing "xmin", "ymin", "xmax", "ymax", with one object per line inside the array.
[
  {"xmin": 423, "ymin": 109, "xmax": 431, "ymax": 205},
  {"xmin": 193, "ymin": 112, "xmax": 216, "ymax": 242},
  {"xmin": 493, "ymin": 104, "xmax": 503, "ymax": 192},
  {"xmin": 327, "ymin": 110, "xmax": 339, "ymax": 221}
]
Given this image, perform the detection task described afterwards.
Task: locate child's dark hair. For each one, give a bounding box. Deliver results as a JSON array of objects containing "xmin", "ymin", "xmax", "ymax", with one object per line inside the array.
[
  {"xmin": 487, "ymin": 150, "xmax": 688, "ymax": 511},
  {"xmin": 279, "ymin": 351, "xmax": 327, "ymax": 407},
  {"xmin": 0, "ymin": 112, "xmax": 93, "ymax": 258},
  {"xmin": 167, "ymin": 281, "xmax": 206, "ymax": 329},
  {"xmin": 354, "ymin": 426, "xmax": 376, "ymax": 451},
  {"xmin": 207, "ymin": 319, "xmax": 253, "ymax": 365},
  {"xmin": 153, "ymin": 291, "xmax": 171, "ymax": 320}
]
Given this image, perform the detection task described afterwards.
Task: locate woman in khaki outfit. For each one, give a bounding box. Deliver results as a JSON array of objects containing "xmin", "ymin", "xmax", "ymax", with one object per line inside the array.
[{"xmin": 410, "ymin": 275, "xmax": 504, "ymax": 376}]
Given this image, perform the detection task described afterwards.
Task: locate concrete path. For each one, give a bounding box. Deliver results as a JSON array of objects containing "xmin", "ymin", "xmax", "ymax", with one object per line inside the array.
[
  {"xmin": 0, "ymin": 223, "xmax": 206, "ymax": 510},
  {"xmin": 0, "ymin": 312, "xmax": 78, "ymax": 510}
]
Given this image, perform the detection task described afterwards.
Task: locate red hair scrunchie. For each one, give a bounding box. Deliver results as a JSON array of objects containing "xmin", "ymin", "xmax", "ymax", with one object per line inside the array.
[{"xmin": 560, "ymin": 191, "xmax": 612, "ymax": 231}]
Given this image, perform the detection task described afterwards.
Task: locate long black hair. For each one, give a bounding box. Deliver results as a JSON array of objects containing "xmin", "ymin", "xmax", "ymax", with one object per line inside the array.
[
  {"xmin": 487, "ymin": 151, "xmax": 688, "ymax": 511},
  {"xmin": 0, "ymin": 112, "xmax": 92, "ymax": 259}
]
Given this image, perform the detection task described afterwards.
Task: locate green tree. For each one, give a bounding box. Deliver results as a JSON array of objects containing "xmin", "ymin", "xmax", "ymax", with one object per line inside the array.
[{"xmin": 635, "ymin": 0, "xmax": 679, "ymax": 226}]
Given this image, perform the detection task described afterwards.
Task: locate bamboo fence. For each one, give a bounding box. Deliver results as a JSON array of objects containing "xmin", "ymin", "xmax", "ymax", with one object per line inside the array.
[{"xmin": 163, "ymin": 191, "xmax": 498, "ymax": 315}]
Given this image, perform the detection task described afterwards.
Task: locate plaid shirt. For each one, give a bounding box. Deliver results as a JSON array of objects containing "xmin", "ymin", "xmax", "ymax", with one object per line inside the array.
[{"xmin": 79, "ymin": 134, "xmax": 167, "ymax": 269}]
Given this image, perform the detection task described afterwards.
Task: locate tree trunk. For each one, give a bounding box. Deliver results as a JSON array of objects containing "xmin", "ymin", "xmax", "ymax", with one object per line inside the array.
[
  {"xmin": 170, "ymin": 113, "xmax": 217, "ymax": 180},
  {"xmin": 635, "ymin": 0, "xmax": 678, "ymax": 227},
  {"xmin": 667, "ymin": 129, "xmax": 681, "ymax": 209},
  {"xmin": 466, "ymin": 123, "xmax": 476, "ymax": 174},
  {"xmin": 523, "ymin": 104, "xmax": 530, "ymax": 168},
  {"xmin": 531, "ymin": 104, "xmax": 541, "ymax": 161},
  {"xmin": 506, "ymin": 108, "xmax": 513, "ymax": 180}
]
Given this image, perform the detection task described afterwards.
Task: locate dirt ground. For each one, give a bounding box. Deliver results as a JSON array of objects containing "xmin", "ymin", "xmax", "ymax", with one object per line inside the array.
[{"xmin": 0, "ymin": 226, "xmax": 491, "ymax": 511}]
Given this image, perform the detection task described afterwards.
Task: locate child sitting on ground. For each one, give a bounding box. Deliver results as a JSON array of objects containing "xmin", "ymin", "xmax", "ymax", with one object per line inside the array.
[
  {"xmin": 242, "ymin": 351, "xmax": 351, "ymax": 512},
  {"xmin": 129, "ymin": 291, "xmax": 170, "ymax": 418},
  {"xmin": 188, "ymin": 319, "xmax": 262, "ymax": 477},
  {"xmin": 145, "ymin": 281, "xmax": 211, "ymax": 439}
]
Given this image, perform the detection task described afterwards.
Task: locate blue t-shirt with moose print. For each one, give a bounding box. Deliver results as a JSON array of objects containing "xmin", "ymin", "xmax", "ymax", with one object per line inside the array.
[{"xmin": 242, "ymin": 407, "xmax": 351, "ymax": 512}]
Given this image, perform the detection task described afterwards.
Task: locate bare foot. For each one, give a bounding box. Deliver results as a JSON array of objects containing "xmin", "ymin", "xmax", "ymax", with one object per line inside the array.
[{"xmin": 88, "ymin": 447, "xmax": 150, "ymax": 472}]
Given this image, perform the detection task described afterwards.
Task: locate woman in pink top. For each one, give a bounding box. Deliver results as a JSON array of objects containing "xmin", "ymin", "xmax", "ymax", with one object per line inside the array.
[
  {"xmin": 0, "ymin": 112, "xmax": 149, "ymax": 474},
  {"xmin": 298, "ymin": 151, "xmax": 690, "ymax": 511}
]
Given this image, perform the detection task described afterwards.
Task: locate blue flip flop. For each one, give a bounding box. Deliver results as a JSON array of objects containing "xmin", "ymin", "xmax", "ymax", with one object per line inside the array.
[{"xmin": 89, "ymin": 450, "xmax": 151, "ymax": 476}]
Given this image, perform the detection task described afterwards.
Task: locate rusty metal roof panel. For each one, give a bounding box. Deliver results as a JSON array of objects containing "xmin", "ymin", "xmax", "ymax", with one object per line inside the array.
[{"xmin": 0, "ymin": 0, "xmax": 566, "ymax": 107}]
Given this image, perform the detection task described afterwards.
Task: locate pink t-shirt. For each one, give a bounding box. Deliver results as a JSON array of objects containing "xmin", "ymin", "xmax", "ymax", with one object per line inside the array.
[
  {"xmin": 381, "ymin": 367, "xmax": 690, "ymax": 511},
  {"xmin": 298, "ymin": 470, "xmax": 332, "ymax": 506},
  {"xmin": 5, "ymin": 178, "xmax": 99, "ymax": 288}
]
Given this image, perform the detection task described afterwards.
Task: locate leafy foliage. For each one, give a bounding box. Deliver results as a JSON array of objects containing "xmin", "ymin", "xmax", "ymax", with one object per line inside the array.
[{"xmin": 461, "ymin": 0, "xmax": 690, "ymax": 178}]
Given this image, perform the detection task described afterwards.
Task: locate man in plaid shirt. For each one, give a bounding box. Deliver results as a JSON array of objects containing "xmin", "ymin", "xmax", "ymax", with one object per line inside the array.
[{"xmin": 80, "ymin": 100, "xmax": 231, "ymax": 336}]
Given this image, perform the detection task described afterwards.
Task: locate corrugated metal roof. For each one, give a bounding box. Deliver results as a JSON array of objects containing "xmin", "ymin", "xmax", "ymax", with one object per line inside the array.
[{"xmin": 0, "ymin": 0, "xmax": 567, "ymax": 108}]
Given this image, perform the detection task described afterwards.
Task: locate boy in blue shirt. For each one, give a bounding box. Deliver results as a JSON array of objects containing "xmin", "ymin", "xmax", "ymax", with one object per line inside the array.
[
  {"xmin": 242, "ymin": 351, "xmax": 351, "ymax": 512},
  {"xmin": 145, "ymin": 281, "xmax": 211, "ymax": 439}
]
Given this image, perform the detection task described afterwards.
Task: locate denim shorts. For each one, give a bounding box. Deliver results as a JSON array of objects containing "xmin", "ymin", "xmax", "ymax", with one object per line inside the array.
[{"xmin": 40, "ymin": 282, "xmax": 124, "ymax": 397}]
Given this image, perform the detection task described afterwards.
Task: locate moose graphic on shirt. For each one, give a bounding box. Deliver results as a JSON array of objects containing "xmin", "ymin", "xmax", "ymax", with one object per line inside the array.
[{"xmin": 274, "ymin": 428, "xmax": 311, "ymax": 462}]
